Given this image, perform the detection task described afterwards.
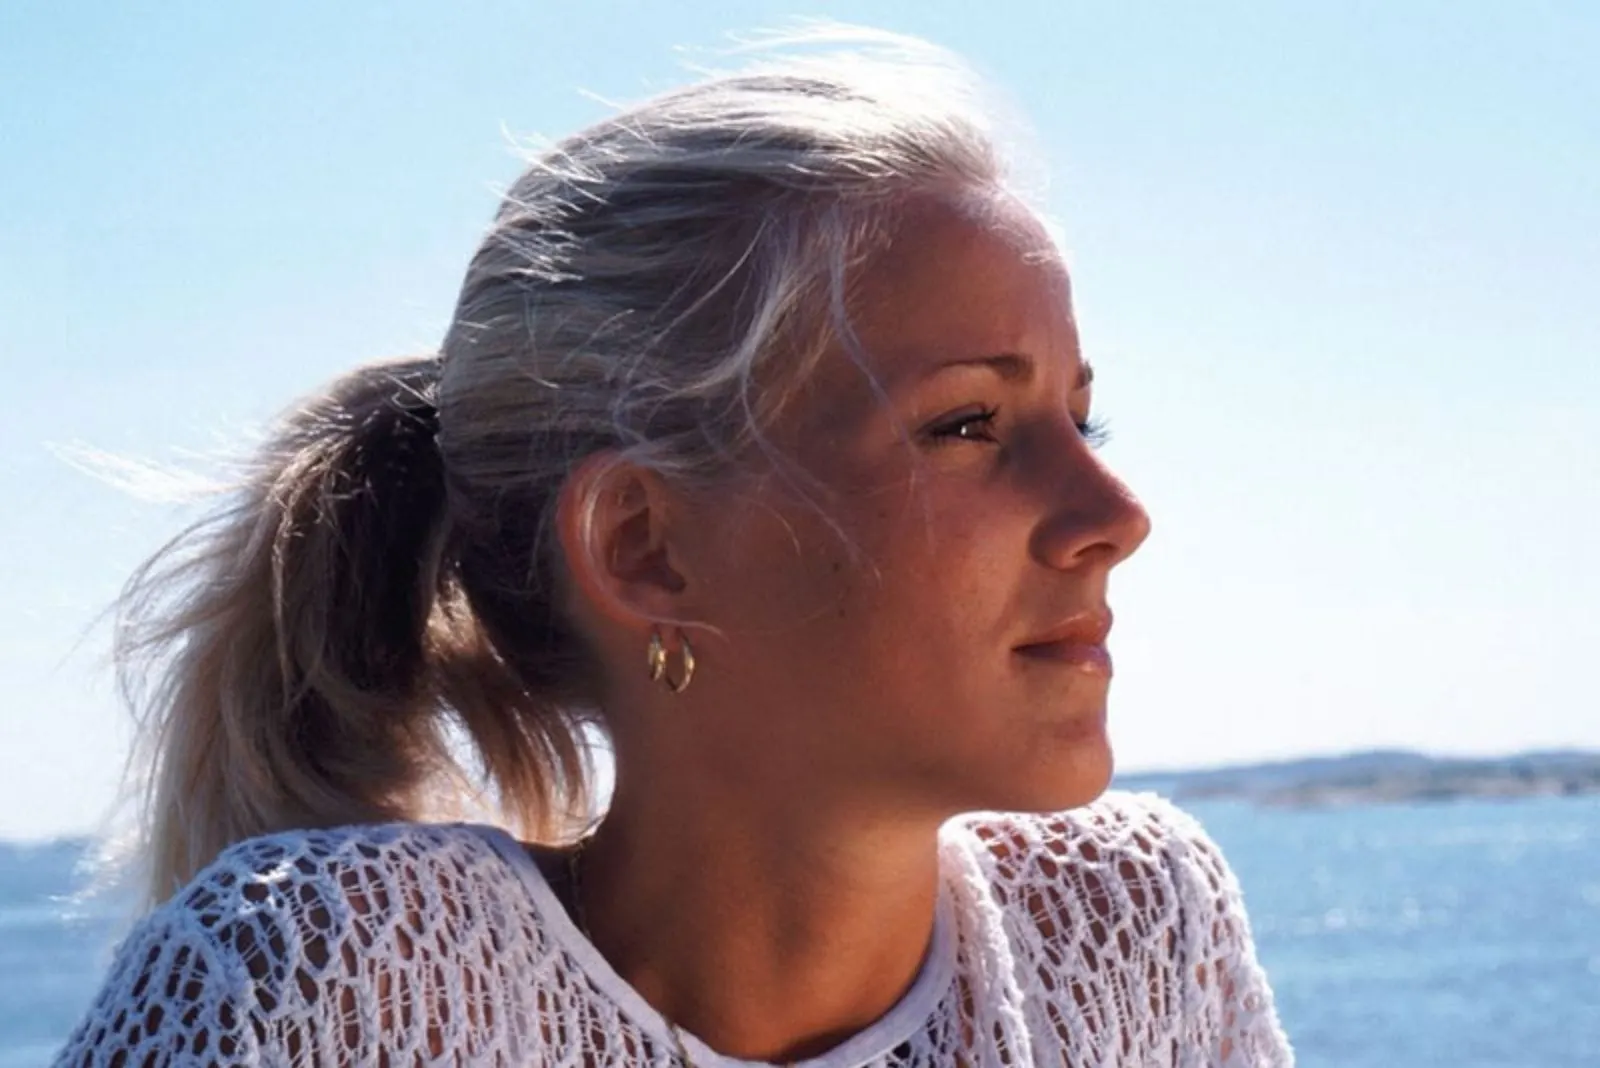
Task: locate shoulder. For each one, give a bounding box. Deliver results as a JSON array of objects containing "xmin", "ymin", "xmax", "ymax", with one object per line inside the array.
[
  {"xmin": 159, "ymin": 818, "xmax": 515, "ymax": 920},
  {"xmin": 943, "ymin": 790, "xmax": 1244, "ymax": 949},
  {"xmin": 953, "ymin": 796, "xmax": 1292, "ymax": 1061},
  {"xmin": 54, "ymin": 822, "xmax": 540, "ymax": 1064},
  {"xmin": 173, "ymin": 820, "xmax": 535, "ymax": 950},
  {"xmin": 157, "ymin": 820, "xmax": 537, "ymax": 1005},
  {"xmin": 944, "ymin": 793, "xmax": 1291, "ymax": 1063},
  {"xmin": 176, "ymin": 819, "xmax": 524, "ymax": 903},
  {"xmin": 949, "ymin": 789, "xmax": 1225, "ymax": 886}
]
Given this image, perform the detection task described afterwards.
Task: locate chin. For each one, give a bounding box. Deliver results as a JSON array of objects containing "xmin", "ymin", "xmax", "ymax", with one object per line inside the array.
[
  {"xmin": 964, "ymin": 728, "xmax": 1115, "ymax": 815},
  {"xmin": 1036, "ymin": 744, "xmax": 1115, "ymax": 812}
]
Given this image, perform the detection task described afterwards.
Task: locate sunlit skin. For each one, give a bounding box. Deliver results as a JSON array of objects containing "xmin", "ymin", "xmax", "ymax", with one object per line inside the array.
[{"xmin": 550, "ymin": 192, "xmax": 1151, "ymax": 1062}]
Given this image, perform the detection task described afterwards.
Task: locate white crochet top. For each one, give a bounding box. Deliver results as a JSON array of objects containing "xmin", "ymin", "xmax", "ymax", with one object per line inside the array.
[{"xmin": 53, "ymin": 792, "xmax": 1292, "ymax": 1066}]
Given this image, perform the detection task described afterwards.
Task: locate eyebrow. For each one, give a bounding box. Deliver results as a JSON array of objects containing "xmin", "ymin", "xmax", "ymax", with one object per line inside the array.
[{"xmin": 925, "ymin": 353, "xmax": 1095, "ymax": 390}]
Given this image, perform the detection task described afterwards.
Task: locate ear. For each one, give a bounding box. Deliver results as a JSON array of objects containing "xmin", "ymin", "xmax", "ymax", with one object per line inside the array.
[{"xmin": 555, "ymin": 452, "xmax": 690, "ymax": 630}]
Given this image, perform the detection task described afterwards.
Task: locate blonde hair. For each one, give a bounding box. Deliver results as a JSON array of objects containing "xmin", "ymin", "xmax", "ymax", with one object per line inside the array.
[{"xmin": 115, "ymin": 29, "xmax": 1014, "ymax": 907}]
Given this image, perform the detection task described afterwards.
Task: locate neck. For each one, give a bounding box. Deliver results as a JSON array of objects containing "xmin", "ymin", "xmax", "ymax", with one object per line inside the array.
[{"xmin": 572, "ymin": 767, "xmax": 946, "ymax": 1063}]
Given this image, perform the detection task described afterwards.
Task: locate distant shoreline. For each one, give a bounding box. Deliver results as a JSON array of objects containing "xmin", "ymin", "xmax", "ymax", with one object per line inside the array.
[
  {"xmin": 7, "ymin": 750, "xmax": 1599, "ymax": 847},
  {"xmin": 1113, "ymin": 748, "xmax": 1600, "ymax": 808}
]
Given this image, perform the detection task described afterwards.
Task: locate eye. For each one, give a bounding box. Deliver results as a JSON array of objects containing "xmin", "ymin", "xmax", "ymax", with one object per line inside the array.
[
  {"xmin": 1076, "ymin": 414, "xmax": 1113, "ymax": 449},
  {"xmin": 926, "ymin": 406, "xmax": 1000, "ymax": 445}
]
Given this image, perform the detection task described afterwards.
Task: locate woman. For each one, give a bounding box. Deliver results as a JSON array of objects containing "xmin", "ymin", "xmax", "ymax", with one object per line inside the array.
[{"xmin": 57, "ymin": 31, "xmax": 1291, "ymax": 1068}]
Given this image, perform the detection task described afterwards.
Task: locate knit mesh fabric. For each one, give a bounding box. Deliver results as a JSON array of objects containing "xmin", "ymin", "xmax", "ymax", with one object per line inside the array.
[{"xmin": 53, "ymin": 792, "xmax": 1292, "ymax": 1067}]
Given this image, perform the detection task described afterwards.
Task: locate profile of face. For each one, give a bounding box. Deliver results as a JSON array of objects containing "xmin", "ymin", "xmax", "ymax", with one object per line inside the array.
[{"xmin": 578, "ymin": 192, "xmax": 1150, "ymax": 822}]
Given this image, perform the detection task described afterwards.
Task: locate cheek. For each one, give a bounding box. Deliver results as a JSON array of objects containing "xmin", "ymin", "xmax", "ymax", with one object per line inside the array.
[
  {"xmin": 692, "ymin": 489, "xmax": 858, "ymax": 633},
  {"xmin": 810, "ymin": 484, "xmax": 1025, "ymax": 658},
  {"xmin": 695, "ymin": 460, "xmax": 1028, "ymax": 674}
]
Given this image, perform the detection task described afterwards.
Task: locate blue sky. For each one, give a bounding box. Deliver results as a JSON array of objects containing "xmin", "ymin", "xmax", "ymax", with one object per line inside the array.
[{"xmin": 2, "ymin": 2, "xmax": 1596, "ymax": 839}]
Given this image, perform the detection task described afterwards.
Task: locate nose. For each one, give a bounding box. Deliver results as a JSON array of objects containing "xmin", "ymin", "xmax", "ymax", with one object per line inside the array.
[{"xmin": 1030, "ymin": 449, "xmax": 1151, "ymax": 572}]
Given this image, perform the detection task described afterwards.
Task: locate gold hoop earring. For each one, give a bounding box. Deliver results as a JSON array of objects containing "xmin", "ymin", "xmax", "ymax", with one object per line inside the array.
[{"xmin": 646, "ymin": 628, "xmax": 695, "ymax": 694}]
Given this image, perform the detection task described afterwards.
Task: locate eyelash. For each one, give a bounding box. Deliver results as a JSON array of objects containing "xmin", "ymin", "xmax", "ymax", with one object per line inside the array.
[{"xmin": 927, "ymin": 408, "xmax": 1113, "ymax": 449}]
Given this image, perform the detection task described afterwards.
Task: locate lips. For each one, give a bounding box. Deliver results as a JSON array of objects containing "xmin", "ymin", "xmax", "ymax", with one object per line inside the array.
[{"xmin": 1013, "ymin": 608, "xmax": 1114, "ymax": 676}]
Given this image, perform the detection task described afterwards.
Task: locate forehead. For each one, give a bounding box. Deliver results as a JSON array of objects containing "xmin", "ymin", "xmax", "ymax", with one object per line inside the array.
[{"xmin": 843, "ymin": 192, "xmax": 1079, "ymax": 391}]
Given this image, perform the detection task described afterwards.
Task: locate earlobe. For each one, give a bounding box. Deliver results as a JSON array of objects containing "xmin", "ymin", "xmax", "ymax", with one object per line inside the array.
[{"xmin": 555, "ymin": 452, "xmax": 689, "ymax": 630}]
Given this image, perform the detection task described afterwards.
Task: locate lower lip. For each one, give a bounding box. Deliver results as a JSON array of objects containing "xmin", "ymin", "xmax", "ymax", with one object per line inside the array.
[{"xmin": 1014, "ymin": 641, "xmax": 1113, "ymax": 677}]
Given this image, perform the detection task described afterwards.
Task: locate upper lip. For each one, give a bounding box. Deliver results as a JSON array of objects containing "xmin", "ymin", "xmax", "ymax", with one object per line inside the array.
[{"xmin": 1016, "ymin": 607, "xmax": 1113, "ymax": 649}]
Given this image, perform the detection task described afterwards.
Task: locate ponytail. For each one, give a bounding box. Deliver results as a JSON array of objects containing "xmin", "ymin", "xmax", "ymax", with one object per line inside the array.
[
  {"xmin": 116, "ymin": 355, "xmax": 592, "ymax": 907},
  {"xmin": 111, "ymin": 39, "xmax": 1015, "ymax": 907}
]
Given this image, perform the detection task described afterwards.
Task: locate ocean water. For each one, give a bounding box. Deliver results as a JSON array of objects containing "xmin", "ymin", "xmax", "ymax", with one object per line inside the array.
[{"xmin": 2, "ymin": 795, "xmax": 1597, "ymax": 1067}]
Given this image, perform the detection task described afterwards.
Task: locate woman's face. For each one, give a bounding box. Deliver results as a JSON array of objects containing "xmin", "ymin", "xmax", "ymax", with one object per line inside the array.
[{"xmin": 677, "ymin": 193, "xmax": 1150, "ymax": 820}]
